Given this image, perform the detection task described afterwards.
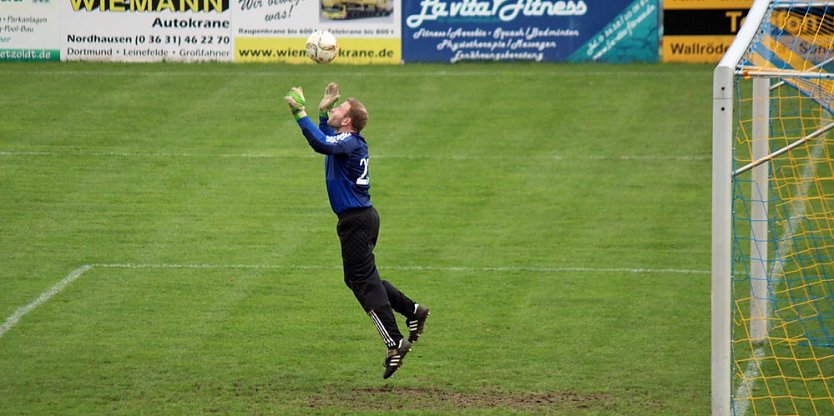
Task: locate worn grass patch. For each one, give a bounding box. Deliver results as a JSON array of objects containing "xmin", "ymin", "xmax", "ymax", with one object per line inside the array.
[{"xmin": 307, "ymin": 387, "xmax": 612, "ymax": 412}]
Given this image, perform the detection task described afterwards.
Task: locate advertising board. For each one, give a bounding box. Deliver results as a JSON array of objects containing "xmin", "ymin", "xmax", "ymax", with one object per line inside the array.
[
  {"xmin": 0, "ymin": 0, "xmax": 60, "ymax": 61},
  {"xmin": 233, "ymin": 0, "xmax": 401, "ymax": 64},
  {"xmin": 401, "ymin": 0, "xmax": 659, "ymax": 63}
]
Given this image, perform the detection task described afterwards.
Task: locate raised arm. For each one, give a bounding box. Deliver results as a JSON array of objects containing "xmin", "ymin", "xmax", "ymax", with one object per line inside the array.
[
  {"xmin": 318, "ymin": 82, "xmax": 340, "ymax": 136},
  {"xmin": 297, "ymin": 117, "xmax": 356, "ymax": 155},
  {"xmin": 285, "ymin": 85, "xmax": 354, "ymax": 155}
]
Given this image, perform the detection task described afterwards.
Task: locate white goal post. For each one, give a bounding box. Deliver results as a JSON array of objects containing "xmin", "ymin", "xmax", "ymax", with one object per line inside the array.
[
  {"xmin": 713, "ymin": 1, "xmax": 834, "ymax": 415},
  {"xmin": 713, "ymin": 2, "xmax": 772, "ymax": 414}
]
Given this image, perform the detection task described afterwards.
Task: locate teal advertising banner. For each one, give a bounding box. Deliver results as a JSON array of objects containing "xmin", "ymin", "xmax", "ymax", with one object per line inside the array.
[{"xmin": 568, "ymin": 0, "xmax": 658, "ymax": 62}]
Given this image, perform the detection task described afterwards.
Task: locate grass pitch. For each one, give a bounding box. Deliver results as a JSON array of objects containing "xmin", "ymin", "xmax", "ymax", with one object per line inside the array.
[{"xmin": 0, "ymin": 62, "xmax": 712, "ymax": 415}]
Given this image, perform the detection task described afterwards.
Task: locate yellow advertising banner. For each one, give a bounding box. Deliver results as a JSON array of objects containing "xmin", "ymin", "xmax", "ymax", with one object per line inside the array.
[
  {"xmin": 664, "ymin": 0, "xmax": 752, "ymax": 10},
  {"xmin": 235, "ymin": 37, "xmax": 400, "ymax": 64},
  {"xmin": 662, "ymin": 0, "xmax": 752, "ymax": 62},
  {"xmin": 663, "ymin": 35, "xmax": 735, "ymax": 62}
]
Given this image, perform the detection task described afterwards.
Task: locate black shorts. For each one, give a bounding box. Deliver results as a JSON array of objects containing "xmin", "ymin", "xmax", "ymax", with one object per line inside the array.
[{"xmin": 336, "ymin": 206, "xmax": 385, "ymax": 310}]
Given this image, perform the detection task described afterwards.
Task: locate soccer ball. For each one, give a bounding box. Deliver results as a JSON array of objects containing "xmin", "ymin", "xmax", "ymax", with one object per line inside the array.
[{"xmin": 306, "ymin": 30, "xmax": 338, "ymax": 64}]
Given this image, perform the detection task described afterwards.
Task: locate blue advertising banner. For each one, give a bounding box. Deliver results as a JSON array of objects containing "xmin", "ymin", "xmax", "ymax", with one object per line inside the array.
[{"xmin": 402, "ymin": 0, "xmax": 658, "ymax": 63}]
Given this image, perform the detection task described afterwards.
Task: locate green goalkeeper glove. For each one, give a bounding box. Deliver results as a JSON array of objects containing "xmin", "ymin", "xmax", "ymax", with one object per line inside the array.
[
  {"xmin": 318, "ymin": 82, "xmax": 340, "ymax": 119},
  {"xmin": 284, "ymin": 86, "xmax": 307, "ymax": 121}
]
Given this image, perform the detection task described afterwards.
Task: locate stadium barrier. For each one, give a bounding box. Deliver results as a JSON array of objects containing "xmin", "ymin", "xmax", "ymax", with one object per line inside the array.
[{"xmin": 0, "ymin": 0, "xmax": 746, "ymax": 63}]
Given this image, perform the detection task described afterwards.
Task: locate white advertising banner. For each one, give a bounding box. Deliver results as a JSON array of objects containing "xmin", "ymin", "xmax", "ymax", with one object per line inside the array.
[
  {"xmin": 233, "ymin": 0, "xmax": 401, "ymax": 64},
  {"xmin": 60, "ymin": 0, "xmax": 233, "ymax": 62},
  {"xmin": 0, "ymin": 0, "xmax": 61, "ymax": 61}
]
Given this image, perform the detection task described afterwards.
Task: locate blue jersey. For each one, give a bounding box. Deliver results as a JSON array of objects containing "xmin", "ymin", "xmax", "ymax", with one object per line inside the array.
[{"xmin": 296, "ymin": 115, "xmax": 372, "ymax": 214}]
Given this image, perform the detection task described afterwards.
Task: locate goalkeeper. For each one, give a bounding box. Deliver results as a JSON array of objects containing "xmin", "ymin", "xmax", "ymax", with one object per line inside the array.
[{"xmin": 283, "ymin": 83, "xmax": 430, "ymax": 379}]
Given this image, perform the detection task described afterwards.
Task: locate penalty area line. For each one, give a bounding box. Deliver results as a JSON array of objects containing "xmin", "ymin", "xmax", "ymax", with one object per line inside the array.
[
  {"xmin": 0, "ymin": 265, "xmax": 92, "ymax": 339},
  {"xmin": 0, "ymin": 150, "xmax": 710, "ymax": 162},
  {"xmin": 0, "ymin": 262, "xmax": 706, "ymax": 339},
  {"xmin": 91, "ymin": 263, "xmax": 708, "ymax": 275}
]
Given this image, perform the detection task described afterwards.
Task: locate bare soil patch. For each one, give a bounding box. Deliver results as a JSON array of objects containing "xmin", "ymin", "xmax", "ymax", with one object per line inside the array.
[{"xmin": 307, "ymin": 386, "xmax": 610, "ymax": 411}]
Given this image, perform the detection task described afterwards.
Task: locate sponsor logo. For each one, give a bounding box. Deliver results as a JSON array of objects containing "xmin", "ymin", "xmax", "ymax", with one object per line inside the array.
[
  {"xmin": 774, "ymin": 10, "xmax": 834, "ymax": 37},
  {"xmin": 69, "ymin": 0, "xmax": 229, "ymax": 12},
  {"xmin": 405, "ymin": 0, "xmax": 588, "ymax": 29}
]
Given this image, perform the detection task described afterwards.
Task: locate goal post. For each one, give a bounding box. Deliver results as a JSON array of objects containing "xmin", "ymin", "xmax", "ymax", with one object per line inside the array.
[
  {"xmin": 713, "ymin": 61, "xmax": 735, "ymax": 416},
  {"xmin": 713, "ymin": 1, "xmax": 834, "ymax": 415}
]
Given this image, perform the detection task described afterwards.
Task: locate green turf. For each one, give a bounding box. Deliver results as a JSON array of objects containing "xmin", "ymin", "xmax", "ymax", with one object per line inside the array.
[{"xmin": 0, "ymin": 62, "xmax": 712, "ymax": 415}]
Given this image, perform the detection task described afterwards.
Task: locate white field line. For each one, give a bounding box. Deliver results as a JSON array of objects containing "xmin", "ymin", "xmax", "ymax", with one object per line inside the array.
[
  {"xmin": 0, "ymin": 69, "xmax": 709, "ymax": 78},
  {"xmin": 732, "ymin": 136, "xmax": 826, "ymax": 415},
  {"xmin": 91, "ymin": 263, "xmax": 709, "ymax": 275},
  {"xmin": 0, "ymin": 263, "xmax": 706, "ymax": 339},
  {"xmin": 0, "ymin": 265, "xmax": 92, "ymax": 339},
  {"xmin": 0, "ymin": 150, "xmax": 710, "ymax": 162},
  {"xmin": 734, "ymin": 348, "xmax": 768, "ymax": 416}
]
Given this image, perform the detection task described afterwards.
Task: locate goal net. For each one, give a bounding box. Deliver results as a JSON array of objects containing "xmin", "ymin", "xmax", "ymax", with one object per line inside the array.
[{"xmin": 713, "ymin": 1, "xmax": 834, "ymax": 415}]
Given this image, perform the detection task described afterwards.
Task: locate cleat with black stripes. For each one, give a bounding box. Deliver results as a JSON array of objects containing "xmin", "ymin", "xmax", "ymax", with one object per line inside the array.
[
  {"xmin": 382, "ymin": 338, "xmax": 412, "ymax": 379},
  {"xmin": 406, "ymin": 304, "xmax": 430, "ymax": 343}
]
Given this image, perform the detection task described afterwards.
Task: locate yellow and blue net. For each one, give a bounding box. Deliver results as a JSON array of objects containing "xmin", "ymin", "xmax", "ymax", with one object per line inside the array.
[{"xmin": 732, "ymin": 1, "xmax": 834, "ymax": 414}]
